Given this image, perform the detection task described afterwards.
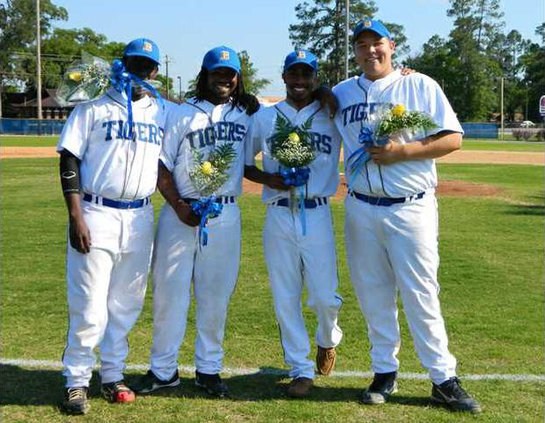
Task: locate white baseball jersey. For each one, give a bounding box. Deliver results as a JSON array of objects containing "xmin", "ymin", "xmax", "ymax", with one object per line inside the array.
[
  {"xmin": 333, "ymin": 70, "xmax": 463, "ymax": 198},
  {"xmin": 57, "ymin": 88, "xmax": 166, "ymax": 200},
  {"xmin": 60, "ymin": 88, "xmax": 169, "ymax": 388},
  {"xmin": 245, "ymin": 100, "xmax": 341, "ymax": 203},
  {"xmin": 339, "ymin": 70, "xmax": 460, "ymax": 384},
  {"xmin": 161, "ymin": 98, "xmax": 249, "ymax": 198}
]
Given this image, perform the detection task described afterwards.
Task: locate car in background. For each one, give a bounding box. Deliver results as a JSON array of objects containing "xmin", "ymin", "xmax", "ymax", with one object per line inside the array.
[{"xmin": 520, "ymin": 121, "xmax": 535, "ymax": 128}]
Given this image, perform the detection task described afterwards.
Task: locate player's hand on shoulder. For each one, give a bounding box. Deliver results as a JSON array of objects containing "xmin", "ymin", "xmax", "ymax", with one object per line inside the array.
[
  {"xmin": 367, "ymin": 142, "xmax": 407, "ymax": 165},
  {"xmin": 69, "ymin": 215, "xmax": 91, "ymax": 254},
  {"xmin": 267, "ymin": 173, "xmax": 291, "ymax": 191},
  {"xmin": 400, "ymin": 66, "xmax": 416, "ymax": 76},
  {"xmin": 239, "ymin": 93, "xmax": 260, "ymax": 116},
  {"xmin": 174, "ymin": 200, "xmax": 201, "ymax": 227},
  {"xmin": 313, "ymin": 85, "xmax": 337, "ymax": 118}
]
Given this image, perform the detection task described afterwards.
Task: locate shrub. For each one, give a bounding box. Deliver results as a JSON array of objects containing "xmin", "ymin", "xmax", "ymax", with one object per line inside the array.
[{"xmin": 512, "ymin": 128, "xmax": 534, "ymax": 140}]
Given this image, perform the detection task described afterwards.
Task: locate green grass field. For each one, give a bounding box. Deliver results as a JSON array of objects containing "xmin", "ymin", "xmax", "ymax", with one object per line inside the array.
[
  {"xmin": 1, "ymin": 158, "xmax": 543, "ymax": 422},
  {"xmin": 0, "ymin": 135, "xmax": 59, "ymax": 147},
  {"xmin": 1, "ymin": 135, "xmax": 544, "ymax": 152}
]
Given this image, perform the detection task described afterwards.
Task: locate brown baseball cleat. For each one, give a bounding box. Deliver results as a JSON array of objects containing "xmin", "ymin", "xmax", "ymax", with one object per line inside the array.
[
  {"xmin": 316, "ymin": 346, "xmax": 336, "ymax": 376},
  {"xmin": 287, "ymin": 377, "xmax": 314, "ymax": 398}
]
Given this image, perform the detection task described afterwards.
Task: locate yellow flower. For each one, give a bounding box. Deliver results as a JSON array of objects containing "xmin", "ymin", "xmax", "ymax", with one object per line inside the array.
[
  {"xmin": 288, "ymin": 132, "xmax": 300, "ymax": 143},
  {"xmin": 391, "ymin": 104, "xmax": 406, "ymax": 117},
  {"xmin": 68, "ymin": 71, "xmax": 82, "ymax": 82},
  {"xmin": 201, "ymin": 161, "xmax": 214, "ymax": 175}
]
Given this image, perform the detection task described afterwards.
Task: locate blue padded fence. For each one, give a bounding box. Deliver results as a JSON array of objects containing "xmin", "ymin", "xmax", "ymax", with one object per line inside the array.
[
  {"xmin": 0, "ymin": 118, "xmax": 66, "ymax": 135},
  {"xmin": 461, "ymin": 122, "xmax": 499, "ymax": 139}
]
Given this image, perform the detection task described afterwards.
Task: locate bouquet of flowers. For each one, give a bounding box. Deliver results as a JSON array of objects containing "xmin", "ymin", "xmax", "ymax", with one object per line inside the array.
[
  {"xmin": 346, "ymin": 104, "xmax": 437, "ymax": 187},
  {"xmin": 268, "ymin": 113, "xmax": 316, "ymax": 235},
  {"xmin": 56, "ymin": 52, "xmax": 111, "ymax": 107},
  {"xmin": 374, "ymin": 104, "xmax": 437, "ymax": 143},
  {"xmin": 56, "ymin": 53, "xmax": 164, "ymax": 139},
  {"xmin": 269, "ymin": 113, "xmax": 315, "ymax": 187},
  {"xmin": 56, "ymin": 52, "xmax": 164, "ymax": 107},
  {"xmin": 188, "ymin": 143, "xmax": 237, "ymax": 246}
]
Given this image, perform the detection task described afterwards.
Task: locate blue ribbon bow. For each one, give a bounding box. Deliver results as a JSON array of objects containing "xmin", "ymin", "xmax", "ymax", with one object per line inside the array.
[
  {"xmin": 280, "ymin": 167, "xmax": 311, "ymax": 236},
  {"xmin": 191, "ymin": 196, "xmax": 224, "ymax": 247},
  {"xmin": 280, "ymin": 167, "xmax": 310, "ymax": 187},
  {"xmin": 346, "ymin": 127, "xmax": 391, "ymax": 189},
  {"xmin": 109, "ymin": 59, "xmax": 164, "ymax": 139}
]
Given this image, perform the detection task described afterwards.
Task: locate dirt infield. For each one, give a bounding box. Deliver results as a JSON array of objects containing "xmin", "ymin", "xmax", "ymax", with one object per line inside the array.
[
  {"xmin": 0, "ymin": 146, "xmax": 58, "ymax": 158},
  {"xmin": 2, "ymin": 146, "xmax": 540, "ymax": 198},
  {"xmin": 243, "ymin": 176, "xmax": 501, "ymax": 199},
  {"xmin": 1, "ymin": 146, "xmax": 543, "ymax": 164}
]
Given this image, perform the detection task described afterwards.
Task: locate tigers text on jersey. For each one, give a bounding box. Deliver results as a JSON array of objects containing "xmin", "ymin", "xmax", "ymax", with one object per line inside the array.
[
  {"xmin": 245, "ymin": 100, "xmax": 341, "ymax": 203},
  {"xmin": 161, "ymin": 98, "xmax": 250, "ymax": 198},
  {"xmin": 56, "ymin": 88, "xmax": 166, "ymax": 200},
  {"xmin": 333, "ymin": 70, "xmax": 463, "ymax": 198}
]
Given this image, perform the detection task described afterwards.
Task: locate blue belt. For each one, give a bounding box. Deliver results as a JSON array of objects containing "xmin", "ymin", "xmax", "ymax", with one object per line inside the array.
[
  {"xmin": 182, "ymin": 196, "xmax": 236, "ymax": 205},
  {"xmin": 83, "ymin": 193, "xmax": 151, "ymax": 209},
  {"xmin": 273, "ymin": 197, "xmax": 328, "ymax": 209},
  {"xmin": 349, "ymin": 190, "xmax": 425, "ymax": 207}
]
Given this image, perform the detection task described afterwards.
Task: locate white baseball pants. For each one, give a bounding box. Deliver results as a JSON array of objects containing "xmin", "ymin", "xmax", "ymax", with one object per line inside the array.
[
  {"xmin": 345, "ymin": 193, "xmax": 457, "ymax": 385},
  {"xmin": 63, "ymin": 201, "xmax": 154, "ymax": 388},
  {"xmin": 263, "ymin": 203, "xmax": 343, "ymax": 380},
  {"xmin": 149, "ymin": 203, "xmax": 241, "ymax": 380}
]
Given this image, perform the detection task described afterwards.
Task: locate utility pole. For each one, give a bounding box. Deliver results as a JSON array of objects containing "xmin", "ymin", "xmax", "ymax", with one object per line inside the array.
[
  {"xmin": 165, "ymin": 55, "xmax": 171, "ymax": 100},
  {"xmin": 344, "ymin": 0, "xmax": 350, "ymax": 80},
  {"xmin": 36, "ymin": 0, "xmax": 42, "ymax": 120},
  {"xmin": 500, "ymin": 77, "xmax": 504, "ymax": 140},
  {"xmin": 177, "ymin": 76, "xmax": 182, "ymax": 102}
]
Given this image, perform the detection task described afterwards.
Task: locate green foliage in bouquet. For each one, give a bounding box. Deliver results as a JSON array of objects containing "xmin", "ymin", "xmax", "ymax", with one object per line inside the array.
[
  {"xmin": 189, "ymin": 143, "xmax": 237, "ymax": 196},
  {"xmin": 56, "ymin": 53, "xmax": 110, "ymax": 107},
  {"xmin": 270, "ymin": 114, "xmax": 316, "ymax": 168},
  {"xmin": 375, "ymin": 104, "xmax": 437, "ymax": 138}
]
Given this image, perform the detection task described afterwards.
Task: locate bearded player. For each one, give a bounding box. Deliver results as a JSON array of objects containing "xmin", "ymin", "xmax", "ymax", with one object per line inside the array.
[{"xmin": 57, "ymin": 38, "xmax": 168, "ymax": 415}]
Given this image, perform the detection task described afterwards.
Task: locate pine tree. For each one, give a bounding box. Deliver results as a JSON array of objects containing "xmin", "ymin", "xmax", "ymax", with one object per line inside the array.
[{"xmin": 289, "ymin": 0, "xmax": 408, "ymax": 86}]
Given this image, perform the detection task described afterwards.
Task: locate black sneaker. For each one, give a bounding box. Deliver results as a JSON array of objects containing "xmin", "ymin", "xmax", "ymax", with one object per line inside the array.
[
  {"xmin": 195, "ymin": 371, "xmax": 229, "ymax": 398},
  {"xmin": 131, "ymin": 370, "xmax": 181, "ymax": 394},
  {"xmin": 431, "ymin": 377, "xmax": 481, "ymax": 414},
  {"xmin": 61, "ymin": 386, "xmax": 90, "ymax": 415},
  {"xmin": 361, "ymin": 371, "xmax": 398, "ymax": 404}
]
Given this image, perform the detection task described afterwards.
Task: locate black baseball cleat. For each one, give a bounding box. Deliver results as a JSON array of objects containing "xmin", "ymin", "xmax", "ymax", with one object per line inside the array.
[
  {"xmin": 431, "ymin": 377, "xmax": 482, "ymax": 414},
  {"xmin": 195, "ymin": 371, "xmax": 229, "ymax": 398},
  {"xmin": 361, "ymin": 371, "xmax": 398, "ymax": 404},
  {"xmin": 61, "ymin": 386, "xmax": 90, "ymax": 415},
  {"xmin": 131, "ymin": 369, "xmax": 181, "ymax": 394}
]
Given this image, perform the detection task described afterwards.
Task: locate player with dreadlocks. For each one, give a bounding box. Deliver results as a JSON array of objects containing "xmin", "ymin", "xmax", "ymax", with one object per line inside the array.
[{"xmin": 132, "ymin": 46, "xmax": 256, "ymax": 398}]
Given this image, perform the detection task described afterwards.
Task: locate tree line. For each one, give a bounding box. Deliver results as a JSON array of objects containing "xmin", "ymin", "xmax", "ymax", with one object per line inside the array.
[
  {"xmin": 289, "ymin": 0, "xmax": 544, "ymax": 122},
  {"xmin": 1, "ymin": 0, "xmax": 543, "ymax": 121}
]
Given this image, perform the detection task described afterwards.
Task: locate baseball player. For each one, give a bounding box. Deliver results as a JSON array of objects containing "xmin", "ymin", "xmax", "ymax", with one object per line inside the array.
[
  {"xmin": 244, "ymin": 50, "xmax": 343, "ymax": 398},
  {"xmin": 57, "ymin": 38, "xmax": 168, "ymax": 415},
  {"xmin": 131, "ymin": 46, "xmax": 257, "ymax": 398},
  {"xmin": 333, "ymin": 18, "xmax": 480, "ymax": 413}
]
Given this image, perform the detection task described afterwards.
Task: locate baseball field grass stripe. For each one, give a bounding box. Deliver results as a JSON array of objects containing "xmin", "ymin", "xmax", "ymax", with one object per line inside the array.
[{"xmin": 2, "ymin": 358, "xmax": 544, "ymax": 382}]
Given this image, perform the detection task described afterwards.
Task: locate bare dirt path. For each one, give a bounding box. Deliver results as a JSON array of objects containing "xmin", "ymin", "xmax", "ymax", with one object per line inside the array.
[
  {"xmin": 2, "ymin": 147, "xmax": 541, "ymax": 198},
  {"xmin": 2, "ymin": 147, "xmax": 543, "ymax": 164}
]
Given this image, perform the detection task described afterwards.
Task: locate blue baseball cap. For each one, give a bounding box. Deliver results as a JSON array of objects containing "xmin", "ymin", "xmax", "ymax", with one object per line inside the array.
[
  {"xmin": 202, "ymin": 46, "xmax": 241, "ymax": 73},
  {"xmin": 123, "ymin": 38, "xmax": 160, "ymax": 65},
  {"xmin": 283, "ymin": 49, "xmax": 318, "ymax": 72},
  {"xmin": 353, "ymin": 18, "xmax": 392, "ymax": 40}
]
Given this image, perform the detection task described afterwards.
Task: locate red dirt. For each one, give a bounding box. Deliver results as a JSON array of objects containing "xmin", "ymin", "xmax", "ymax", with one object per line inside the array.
[
  {"xmin": 243, "ymin": 176, "xmax": 501, "ymax": 198},
  {"xmin": 3, "ymin": 146, "xmax": 539, "ymax": 198}
]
